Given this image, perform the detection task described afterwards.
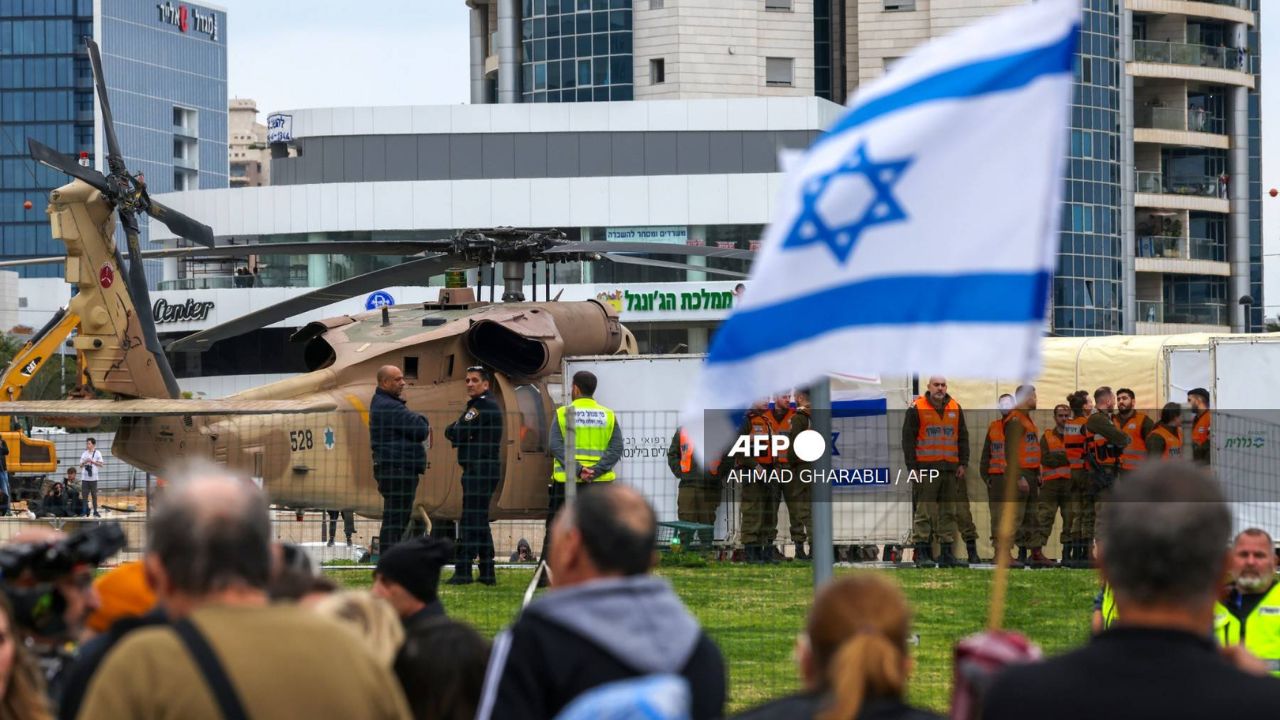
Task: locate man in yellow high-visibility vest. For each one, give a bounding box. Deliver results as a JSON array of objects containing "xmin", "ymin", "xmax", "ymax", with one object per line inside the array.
[
  {"xmin": 1215, "ymin": 528, "xmax": 1280, "ymax": 676},
  {"xmin": 540, "ymin": 371, "xmax": 624, "ymax": 566}
]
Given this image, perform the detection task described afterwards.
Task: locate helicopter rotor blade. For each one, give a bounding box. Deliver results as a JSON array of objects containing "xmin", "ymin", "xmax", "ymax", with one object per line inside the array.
[
  {"xmin": 0, "ymin": 239, "xmax": 453, "ymax": 270},
  {"xmin": 27, "ymin": 139, "xmax": 109, "ymax": 192},
  {"xmin": 85, "ymin": 38, "xmax": 126, "ymax": 175},
  {"xmin": 601, "ymin": 253, "xmax": 749, "ymax": 279},
  {"xmin": 167, "ymin": 253, "xmax": 474, "ymax": 352},
  {"xmin": 147, "ymin": 198, "xmax": 216, "ymax": 248},
  {"xmin": 543, "ymin": 240, "xmax": 756, "ymax": 260}
]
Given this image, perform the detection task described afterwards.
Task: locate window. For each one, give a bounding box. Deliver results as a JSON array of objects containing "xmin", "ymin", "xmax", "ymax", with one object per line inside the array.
[
  {"xmin": 883, "ymin": 0, "xmax": 915, "ymax": 10},
  {"xmin": 649, "ymin": 0, "xmax": 663, "ymax": 7},
  {"xmin": 765, "ymin": 0, "xmax": 792, "ymax": 9},
  {"xmin": 649, "ymin": 58, "xmax": 665, "ymax": 84},
  {"xmin": 765, "ymin": 57, "xmax": 794, "ymax": 86}
]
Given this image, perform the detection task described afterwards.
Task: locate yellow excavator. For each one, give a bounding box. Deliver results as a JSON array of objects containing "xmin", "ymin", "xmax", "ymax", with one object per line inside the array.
[{"xmin": 1, "ymin": 308, "xmax": 90, "ymax": 496}]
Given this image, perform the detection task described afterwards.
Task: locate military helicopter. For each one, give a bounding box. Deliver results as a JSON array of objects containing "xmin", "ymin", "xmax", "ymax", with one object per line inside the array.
[{"xmin": 1, "ymin": 37, "xmax": 754, "ymax": 524}]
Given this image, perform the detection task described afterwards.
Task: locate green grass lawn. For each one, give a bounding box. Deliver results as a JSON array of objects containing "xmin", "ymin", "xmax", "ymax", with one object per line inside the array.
[{"xmin": 329, "ymin": 563, "xmax": 1099, "ymax": 714}]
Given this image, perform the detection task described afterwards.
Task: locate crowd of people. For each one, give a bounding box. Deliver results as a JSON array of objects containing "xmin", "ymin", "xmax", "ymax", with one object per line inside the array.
[
  {"xmin": 901, "ymin": 377, "xmax": 1212, "ymax": 569},
  {"xmin": 0, "ymin": 446, "xmax": 1275, "ymax": 719}
]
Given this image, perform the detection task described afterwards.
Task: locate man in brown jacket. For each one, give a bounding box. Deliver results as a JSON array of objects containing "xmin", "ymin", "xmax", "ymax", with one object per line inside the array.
[{"xmin": 79, "ymin": 473, "xmax": 411, "ymax": 720}]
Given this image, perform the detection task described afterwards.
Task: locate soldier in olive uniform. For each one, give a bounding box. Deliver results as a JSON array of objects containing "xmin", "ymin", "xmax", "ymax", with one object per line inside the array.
[
  {"xmin": 667, "ymin": 426, "xmax": 724, "ymax": 547},
  {"xmin": 444, "ymin": 366, "xmax": 504, "ymax": 585},
  {"xmin": 783, "ymin": 391, "xmax": 814, "ymax": 560}
]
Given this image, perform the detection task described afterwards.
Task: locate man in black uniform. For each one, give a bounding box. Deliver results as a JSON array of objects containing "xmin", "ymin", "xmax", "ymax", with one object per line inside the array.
[
  {"xmin": 370, "ymin": 364, "xmax": 429, "ymax": 556},
  {"xmin": 444, "ymin": 366, "xmax": 504, "ymax": 585}
]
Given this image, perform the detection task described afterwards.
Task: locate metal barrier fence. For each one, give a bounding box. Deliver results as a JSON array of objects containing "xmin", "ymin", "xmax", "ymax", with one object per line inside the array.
[{"xmin": 8, "ymin": 405, "xmax": 1272, "ymax": 712}]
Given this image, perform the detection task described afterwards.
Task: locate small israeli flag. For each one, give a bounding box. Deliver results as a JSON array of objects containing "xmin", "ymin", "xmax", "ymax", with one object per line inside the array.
[{"xmin": 683, "ymin": 0, "xmax": 1078, "ymax": 453}]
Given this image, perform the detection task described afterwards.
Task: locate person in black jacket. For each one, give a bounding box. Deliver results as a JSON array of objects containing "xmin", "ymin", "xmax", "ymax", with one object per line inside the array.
[
  {"xmin": 733, "ymin": 574, "xmax": 941, "ymax": 720},
  {"xmin": 983, "ymin": 462, "xmax": 1280, "ymax": 720},
  {"xmin": 444, "ymin": 366, "xmax": 504, "ymax": 586},
  {"xmin": 369, "ymin": 364, "xmax": 429, "ymax": 554},
  {"xmin": 475, "ymin": 483, "xmax": 726, "ymax": 720}
]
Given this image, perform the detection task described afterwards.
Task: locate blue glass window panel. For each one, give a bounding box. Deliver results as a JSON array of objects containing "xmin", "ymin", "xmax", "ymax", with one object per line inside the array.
[
  {"xmin": 593, "ymin": 10, "xmax": 608, "ymax": 32},
  {"xmin": 577, "ymin": 35, "xmax": 592, "ymax": 56},
  {"xmin": 534, "ymin": 62, "xmax": 547, "ymax": 89},
  {"xmin": 593, "ymin": 86, "xmax": 609, "ymax": 101},
  {"xmin": 593, "ymin": 57, "xmax": 609, "ymax": 85},
  {"xmin": 547, "ymin": 61, "xmax": 561, "ymax": 89},
  {"xmin": 577, "ymin": 12, "xmax": 591, "ymax": 33},
  {"xmin": 535, "ymin": 0, "xmax": 546, "ymax": 14},
  {"xmin": 610, "ymin": 55, "xmax": 631, "ymax": 84},
  {"xmin": 578, "ymin": 87, "xmax": 592, "ymax": 101},
  {"xmin": 609, "ymin": 31, "xmax": 630, "ymax": 55},
  {"xmin": 593, "ymin": 32, "xmax": 608, "ymax": 54},
  {"xmin": 561, "ymin": 60, "xmax": 576, "ymax": 87},
  {"xmin": 547, "ymin": 37, "xmax": 559, "ymax": 60},
  {"xmin": 561, "ymin": 15, "xmax": 575, "ymax": 35},
  {"xmin": 547, "ymin": 0, "xmax": 561, "ymax": 14},
  {"xmin": 610, "ymin": 84, "xmax": 632, "ymax": 100},
  {"xmin": 609, "ymin": 10, "xmax": 628, "ymax": 30},
  {"xmin": 577, "ymin": 59, "xmax": 591, "ymax": 86}
]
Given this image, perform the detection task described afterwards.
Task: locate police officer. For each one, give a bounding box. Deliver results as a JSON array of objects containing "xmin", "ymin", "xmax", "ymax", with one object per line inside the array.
[
  {"xmin": 1215, "ymin": 528, "xmax": 1280, "ymax": 676},
  {"xmin": 370, "ymin": 364, "xmax": 429, "ymax": 555},
  {"xmin": 541, "ymin": 371, "xmax": 623, "ymax": 566},
  {"xmin": 445, "ymin": 366, "xmax": 504, "ymax": 585}
]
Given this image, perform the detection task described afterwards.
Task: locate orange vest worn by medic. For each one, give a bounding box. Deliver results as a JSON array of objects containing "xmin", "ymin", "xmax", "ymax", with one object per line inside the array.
[
  {"xmin": 913, "ymin": 396, "xmax": 961, "ymax": 464},
  {"xmin": 1041, "ymin": 429, "xmax": 1071, "ymax": 482},
  {"xmin": 1063, "ymin": 416, "xmax": 1087, "ymax": 472},
  {"xmin": 985, "ymin": 419, "xmax": 1006, "ymax": 476},
  {"xmin": 1149, "ymin": 424, "xmax": 1182, "ymax": 459},
  {"xmin": 1004, "ymin": 410, "xmax": 1041, "ymax": 470},
  {"xmin": 1114, "ymin": 412, "xmax": 1150, "ymax": 471},
  {"xmin": 678, "ymin": 428, "xmax": 722, "ymax": 476},
  {"xmin": 1193, "ymin": 411, "xmax": 1211, "ymax": 447}
]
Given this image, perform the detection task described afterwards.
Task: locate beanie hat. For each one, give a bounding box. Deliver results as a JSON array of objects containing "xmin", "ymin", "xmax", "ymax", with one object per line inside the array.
[
  {"xmin": 375, "ymin": 537, "xmax": 453, "ymax": 605},
  {"xmin": 86, "ymin": 561, "xmax": 156, "ymax": 633}
]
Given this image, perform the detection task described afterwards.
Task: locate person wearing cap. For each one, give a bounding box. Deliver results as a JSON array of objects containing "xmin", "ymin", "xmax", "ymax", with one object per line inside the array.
[
  {"xmin": 59, "ymin": 562, "xmax": 164, "ymax": 720},
  {"xmin": 444, "ymin": 366, "xmax": 504, "ymax": 586},
  {"xmin": 372, "ymin": 536, "xmax": 453, "ymax": 630}
]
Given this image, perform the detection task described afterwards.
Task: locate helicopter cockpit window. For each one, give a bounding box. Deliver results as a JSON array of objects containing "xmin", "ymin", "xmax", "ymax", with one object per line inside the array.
[{"xmin": 513, "ymin": 384, "xmax": 546, "ymax": 453}]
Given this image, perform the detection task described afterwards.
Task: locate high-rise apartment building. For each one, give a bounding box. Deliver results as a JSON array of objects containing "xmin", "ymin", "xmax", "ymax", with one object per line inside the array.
[
  {"xmin": 229, "ymin": 98, "xmax": 269, "ymax": 187},
  {"xmin": 464, "ymin": 0, "xmax": 1261, "ymax": 335}
]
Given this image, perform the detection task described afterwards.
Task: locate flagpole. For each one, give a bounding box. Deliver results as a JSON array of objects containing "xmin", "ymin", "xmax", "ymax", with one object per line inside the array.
[
  {"xmin": 988, "ymin": 409, "xmax": 1023, "ymax": 630},
  {"xmin": 811, "ymin": 378, "xmax": 834, "ymax": 588}
]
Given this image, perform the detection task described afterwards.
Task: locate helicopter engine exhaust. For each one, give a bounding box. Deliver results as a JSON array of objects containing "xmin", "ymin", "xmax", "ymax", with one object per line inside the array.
[{"xmin": 464, "ymin": 300, "xmax": 623, "ymax": 377}]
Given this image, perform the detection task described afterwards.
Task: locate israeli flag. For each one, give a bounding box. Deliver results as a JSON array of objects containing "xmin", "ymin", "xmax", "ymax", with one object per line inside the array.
[{"xmin": 683, "ymin": 0, "xmax": 1077, "ymax": 453}]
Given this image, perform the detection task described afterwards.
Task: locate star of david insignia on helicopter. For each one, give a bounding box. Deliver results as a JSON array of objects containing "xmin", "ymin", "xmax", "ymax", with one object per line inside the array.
[
  {"xmin": 782, "ymin": 142, "xmax": 914, "ymax": 264},
  {"xmin": 323, "ymin": 427, "xmax": 335, "ymax": 450}
]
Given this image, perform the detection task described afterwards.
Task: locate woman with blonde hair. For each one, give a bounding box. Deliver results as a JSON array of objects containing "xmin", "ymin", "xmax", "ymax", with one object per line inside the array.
[
  {"xmin": 311, "ymin": 590, "xmax": 405, "ymax": 668},
  {"xmin": 0, "ymin": 593, "xmax": 50, "ymax": 720},
  {"xmin": 733, "ymin": 574, "xmax": 941, "ymax": 720}
]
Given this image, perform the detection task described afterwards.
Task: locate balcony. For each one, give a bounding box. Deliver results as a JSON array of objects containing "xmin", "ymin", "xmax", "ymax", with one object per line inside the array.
[
  {"xmin": 1136, "ymin": 301, "xmax": 1230, "ymax": 326},
  {"xmin": 1136, "ymin": 236, "xmax": 1226, "ymax": 262},
  {"xmin": 1136, "ymin": 106, "xmax": 1225, "ymax": 134},
  {"xmin": 1135, "ymin": 171, "xmax": 1225, "ymax": 198},
  {"xmin": 1134, "ymin": 40, "xmax": 1247, "ymax": 72}
]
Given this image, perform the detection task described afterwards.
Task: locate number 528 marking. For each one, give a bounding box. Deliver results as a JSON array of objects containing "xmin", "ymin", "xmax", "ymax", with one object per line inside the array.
[{"xmin": 290, "ymin": 430, "xmax": 314, "ymax": 452}]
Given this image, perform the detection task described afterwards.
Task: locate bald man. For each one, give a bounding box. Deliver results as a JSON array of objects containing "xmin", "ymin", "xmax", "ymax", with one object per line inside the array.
[
  {"xmin": 370, "ymin": 365, "xmax": 430, "ymax": 555},
  {"xmin": 476, "ymin": 484, "xmax": 726, "ymax": 720},
  {"xmin": 902, "ymin": 376, "xmax": 972, "ymax": 567},
  {"xmin": 79, "ymin": 472, "xmax": 411, "ymax": 719}
]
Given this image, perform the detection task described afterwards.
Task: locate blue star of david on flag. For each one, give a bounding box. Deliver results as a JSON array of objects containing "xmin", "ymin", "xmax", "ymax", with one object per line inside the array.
[{"xmin": 781, "ymin": 142, "xmax": 913, "ymax": 264}]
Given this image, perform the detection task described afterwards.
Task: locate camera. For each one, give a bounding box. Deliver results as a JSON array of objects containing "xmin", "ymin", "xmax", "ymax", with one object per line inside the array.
[{"xmin": 0, "ymin": 523, "xmax": 127, "ymax": 638}]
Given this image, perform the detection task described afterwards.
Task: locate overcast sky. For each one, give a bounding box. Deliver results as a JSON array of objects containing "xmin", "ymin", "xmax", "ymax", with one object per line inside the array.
[{"xmin": 221, "ymin": 1, "xmax": 1279, "ymax": 317}]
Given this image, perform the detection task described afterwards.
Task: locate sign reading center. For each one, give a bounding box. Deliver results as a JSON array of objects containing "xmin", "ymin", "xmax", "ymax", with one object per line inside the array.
[{"xmin": 153, "ymin": 298, "xmax": 215, "ymax": 324}]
